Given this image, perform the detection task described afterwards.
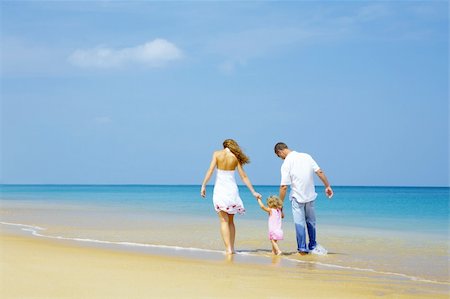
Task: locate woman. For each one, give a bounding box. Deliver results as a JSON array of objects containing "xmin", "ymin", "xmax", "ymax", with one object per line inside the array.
[{"xmin": 201, "ymin": 139, "xmax": 261, "ymax": 254}]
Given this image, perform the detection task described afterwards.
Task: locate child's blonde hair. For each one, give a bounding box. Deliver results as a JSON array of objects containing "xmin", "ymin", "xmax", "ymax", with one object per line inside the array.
[{"xmin": 267, "ymin": 195, "xmax": 283, "ymax": 209}]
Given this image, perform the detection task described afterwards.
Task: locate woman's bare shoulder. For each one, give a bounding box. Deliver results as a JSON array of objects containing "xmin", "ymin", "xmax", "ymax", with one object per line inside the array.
[
  {"xmin": 213, "ymin": 149, "xmax": 227, "ymax": 161},
  {"xmin": 213, "ymin": 149, "xmax": 225, "ymax": 156}
]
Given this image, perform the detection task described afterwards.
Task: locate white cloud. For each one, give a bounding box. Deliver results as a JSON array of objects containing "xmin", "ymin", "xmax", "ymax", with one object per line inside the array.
[
  {"xmin": 409, "ymin": 4, "xmax": 446, "ymax": 20},
  {"xmin": 356, "ymin": 4, "xmax": 391, "ymax": 22},
  {"xmin": 210, "ymin": 4, "xmax": 396, "ymax": 74},
  {"xmin": 94, "ymin": 116, "xmax": 112, "ymax": 124},
  {"xmin": 218, "ymin": 59, "xmax": 248, "ymax": 75},
  {"xmin": 68, "ymin": 39, "xmax": 183, "ymax": 68},
  {"xmin": 211, "ymin": 26, "xmax": 316, "ymax": 73},
  {"xmin": 218, "ymin": 60, "xmax": 236, "ymax": 74}
]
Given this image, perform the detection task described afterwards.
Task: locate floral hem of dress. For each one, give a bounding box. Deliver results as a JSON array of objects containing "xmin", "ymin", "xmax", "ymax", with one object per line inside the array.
[
  {"xmin": 269, "ymin": 231, "xmax": 284, "ymax": 241},
  {"xmin": 215, "ymin": 204, "xmax": 245, "ymax": 215}
]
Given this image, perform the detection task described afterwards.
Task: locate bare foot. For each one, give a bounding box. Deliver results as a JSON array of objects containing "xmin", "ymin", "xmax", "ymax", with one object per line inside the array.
[
  {"xmin": 225, "ymin": 253, "xmax": 234, "ymax": 263},
  {"xmin": 276, "ymin": 251, "xmax": 282, "ymax": 256},
  {"xmin": 298, "ymin": 251, "xmax": 308, "ymax": 256}
]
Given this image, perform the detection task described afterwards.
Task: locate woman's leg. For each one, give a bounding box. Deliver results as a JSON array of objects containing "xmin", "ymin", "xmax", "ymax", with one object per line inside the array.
[
  {"xmin": 218, "ymin": 211, "xmax": 233, "ymax": 254},
  {"xmin": 228, "ymin": 214, "xmax": 235, "ymax": 253}
]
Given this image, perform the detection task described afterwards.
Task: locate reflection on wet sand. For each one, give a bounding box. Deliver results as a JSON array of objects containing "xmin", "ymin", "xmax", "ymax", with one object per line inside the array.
[{"xmin": 271, "ymin": 255, "xmax": 281, "ymax": 266}]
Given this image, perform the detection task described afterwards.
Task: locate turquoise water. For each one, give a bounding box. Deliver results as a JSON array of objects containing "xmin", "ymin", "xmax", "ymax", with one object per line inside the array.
[
  {"xmin": 1, "ymin": 184, "xmax": 448, "ymax": 234},
  {"xmin": 1, "ymin": 184, "xmax": 449, "ymax": 285}
]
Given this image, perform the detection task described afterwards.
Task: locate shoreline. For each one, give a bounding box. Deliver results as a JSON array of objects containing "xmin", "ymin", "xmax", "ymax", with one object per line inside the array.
[
  {"xmin": 1, "ymin": 184, "xmax": 448, "ymax": 297},
  {"xmin": 1, "ymin": 184, "xmax": 449, "ymax": 188},
  {"xmin": 1, "ymin": 232, "xmax": 448, "ymax": 299},
  {"xmin": 1, "ymin": 222, "xmax": 449, "ymax": 299},
  {"xmin": 1, "ymin": 220, "xmax": 448, "ymax": 285}
]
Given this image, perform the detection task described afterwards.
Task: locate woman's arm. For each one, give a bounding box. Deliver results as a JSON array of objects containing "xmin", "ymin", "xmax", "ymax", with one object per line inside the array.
[
  {"xmin": 201, "ymin": 152, "xmax": 217, "ymax": 198},
  {"xmin": 236, "ymin": 163, "xmax": 262, "ymax": 199}
]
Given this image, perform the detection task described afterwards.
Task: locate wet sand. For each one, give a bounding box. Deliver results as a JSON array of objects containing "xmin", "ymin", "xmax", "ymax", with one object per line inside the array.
[{"xmin": 1, "ymin": 233, "xmax": 448, "ymax": 299}]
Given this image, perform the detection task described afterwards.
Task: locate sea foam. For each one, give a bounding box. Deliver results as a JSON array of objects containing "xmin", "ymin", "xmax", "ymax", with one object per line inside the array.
[{"xmin": 1, "ymin": 221, "xmax": 448, "ymax": 286}]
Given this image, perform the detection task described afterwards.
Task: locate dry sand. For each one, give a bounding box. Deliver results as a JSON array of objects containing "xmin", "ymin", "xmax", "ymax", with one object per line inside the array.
[{"xmin": 1, "ymin": 233, "xmax": 447, "ymax": 299}]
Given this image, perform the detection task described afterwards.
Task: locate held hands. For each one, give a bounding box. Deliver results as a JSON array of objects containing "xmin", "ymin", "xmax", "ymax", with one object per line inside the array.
[
  {"xmin": 252, "ymin": 191, "xmax": 262, "ymax": 200},
  {"xmin": 325, "ymin": 186, "xmax": 334, "ymax": 199}
]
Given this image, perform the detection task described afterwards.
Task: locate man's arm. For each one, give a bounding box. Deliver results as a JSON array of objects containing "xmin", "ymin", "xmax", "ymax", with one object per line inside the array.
[
  {"xmin": 279, "ymin": 185, "xmax": 288, "ymax": 203},
  {"xmin": 315, "ymin": 169, "xmax": 333, "ymax": 198},
  {"xmin": 279, "ymin": 185, "xmax": 288, "ymax": 215}
]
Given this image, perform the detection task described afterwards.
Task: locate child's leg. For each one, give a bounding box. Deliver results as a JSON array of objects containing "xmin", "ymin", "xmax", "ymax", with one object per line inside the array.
[{"xmin": 271, "ymin": 240, "xmax": 282, "ymax": 255}]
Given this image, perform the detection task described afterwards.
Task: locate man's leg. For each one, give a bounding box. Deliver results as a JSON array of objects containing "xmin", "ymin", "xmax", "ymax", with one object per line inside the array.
[
  {"xmin": 291, "ymin": 200, "xmax": 308, "ymax": 253},
  {"xmin": 305, "ymin": 201, "xmax": 317, "ymax": 250}
]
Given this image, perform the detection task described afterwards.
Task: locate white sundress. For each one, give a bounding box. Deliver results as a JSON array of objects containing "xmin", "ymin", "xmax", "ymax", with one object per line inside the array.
[{"xmin": 212, "ymin": 169, "xmax": 245, "ymax": 215}]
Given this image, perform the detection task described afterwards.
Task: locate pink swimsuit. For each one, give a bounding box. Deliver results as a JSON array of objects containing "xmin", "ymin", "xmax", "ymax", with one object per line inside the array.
[{"xmin": 268, "ymin": 208, "xmax": 283, "ymax": 240}]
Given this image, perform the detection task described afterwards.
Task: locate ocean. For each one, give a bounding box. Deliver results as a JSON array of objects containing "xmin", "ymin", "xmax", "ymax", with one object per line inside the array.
[{"xmin": 1, "ymin": 184, "xmax": 449, "ymax": 286}]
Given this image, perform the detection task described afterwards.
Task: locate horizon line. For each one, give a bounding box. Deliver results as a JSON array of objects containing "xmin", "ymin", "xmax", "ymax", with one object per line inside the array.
[{"xmin": 0, "ymin": 184, "xmax": 449, "ymax": 188}]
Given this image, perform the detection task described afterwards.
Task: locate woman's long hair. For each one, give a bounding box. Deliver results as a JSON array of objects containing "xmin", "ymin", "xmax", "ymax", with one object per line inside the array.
[{"xmin": 223, "ymin": 139, "xmax": 250, "ymax": 165}]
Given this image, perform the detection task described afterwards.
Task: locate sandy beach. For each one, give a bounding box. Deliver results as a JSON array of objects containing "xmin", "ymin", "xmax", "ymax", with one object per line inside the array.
[
  {"xmin": 1, "ymin": 232, "xmax": 448, "ymax": 299},
  {"xmin": 1, "ymin": 185, "xmax": 448, "ymax": 298}
]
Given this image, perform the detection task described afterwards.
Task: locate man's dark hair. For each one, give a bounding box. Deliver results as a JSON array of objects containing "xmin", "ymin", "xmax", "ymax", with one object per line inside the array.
[{"xmin": 274, "ymin": 142, "xmax": 288, "ymax": 153}]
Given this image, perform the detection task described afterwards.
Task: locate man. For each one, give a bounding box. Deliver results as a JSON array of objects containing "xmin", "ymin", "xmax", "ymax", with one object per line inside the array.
[{"xmin": 274, "ymin": 142, "xmax": 333, "ymax": 255}]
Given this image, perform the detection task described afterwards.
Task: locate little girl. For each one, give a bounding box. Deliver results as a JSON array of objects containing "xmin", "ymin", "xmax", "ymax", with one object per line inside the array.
[{"xmin": 257, "ymin": 195, "xmax": 284, "ymax": 255}]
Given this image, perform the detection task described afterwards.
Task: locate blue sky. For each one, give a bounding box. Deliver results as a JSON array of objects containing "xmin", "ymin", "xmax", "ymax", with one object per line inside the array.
[{"xmin": 1, "ymin": 1, "xmax": 448, "ymax": 186}]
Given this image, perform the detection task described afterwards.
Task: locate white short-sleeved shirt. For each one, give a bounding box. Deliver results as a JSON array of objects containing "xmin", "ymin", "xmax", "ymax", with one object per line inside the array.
[{"xmin": 280, "ymin": 151, "xmax": 320, "ymax": 203}]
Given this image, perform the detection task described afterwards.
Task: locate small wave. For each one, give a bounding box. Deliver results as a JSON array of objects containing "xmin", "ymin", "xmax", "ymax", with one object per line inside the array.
[
  {"xmin": 0, "ymin": 221, "xmax": 224, "ymax": 254},
  {"xmin": 284, "ymin": 257, "xmax": 447, "ymax": 285},
  {"xmin": 1, "ymin": 221, "xmax": 45, "ymax": 231},
  {"xmin": 1, "ymin": 221, "xmax": 448, "ymax": 286}
]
